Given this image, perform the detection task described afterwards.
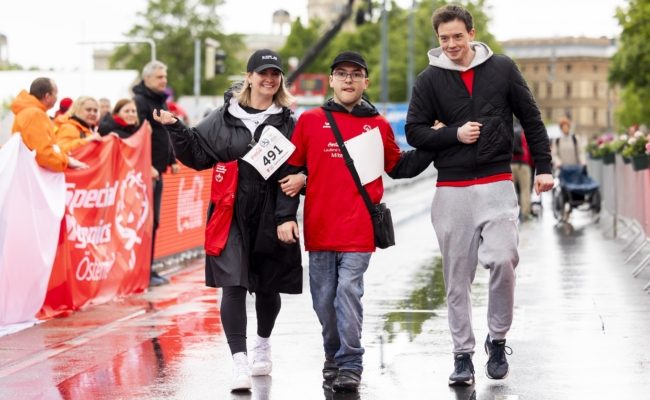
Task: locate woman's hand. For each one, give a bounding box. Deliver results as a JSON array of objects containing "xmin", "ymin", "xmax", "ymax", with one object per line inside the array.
[
  {"xmin": 152, "ymin": 109, "xmax": 178, "ymax": 125},
  {"xmin": 277, "ymin": 221, "xmax": 300, "ymax": 244},
  {"xmin": 151, "ymin": 166, "xmax": 160, "ymax": 180},
  {"xmin": 87, "ymin": 132, "xmax": 103, "ymax": 142},
  {"xmin": 67, "ymin": 156, "xmax": 88, "ymax": 170},
  {"xmin": 279, "ymin": 173, "xmax": 306, "ymax": 197}
]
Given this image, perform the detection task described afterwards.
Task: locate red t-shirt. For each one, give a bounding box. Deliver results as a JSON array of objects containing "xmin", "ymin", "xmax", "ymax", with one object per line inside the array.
[
  {"xmin": 288, "ymin": 108, "xmax": 401, "ymax": 252},
  {"xmin": 460, "ymin": 69, "xmax": 474, "ymax": 96}
]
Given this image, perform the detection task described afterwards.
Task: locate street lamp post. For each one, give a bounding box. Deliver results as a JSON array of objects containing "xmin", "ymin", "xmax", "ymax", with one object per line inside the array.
[
  {"xmin": 194, "ymin": 39, "xmax": 202, "ymax": 123},
  {"xmin": 407, "ymin": 0, "xmax": 415, "ymax": 102},
  {"xmin": 380, "ymin": 0, "xmax": 388, "ymax": 111}
]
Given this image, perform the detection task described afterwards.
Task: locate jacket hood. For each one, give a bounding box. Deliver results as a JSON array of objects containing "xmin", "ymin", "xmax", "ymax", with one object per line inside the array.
[
  {"xmin": 321, "ymin": 97, "xmax": 379, "ymax": 117},
  {"xmin": 11, "ymin": 90, "xmax": 46, "ymax": 115},
  {"xmin": 132, "ymin": 80, "xmax": 168, "ymax": 103},
  {"xmin": 54, "ymin": 114, "xmax": 68, "ymax": 127},
  {"xmin": 60, "ymin": 115, "xmax": 92, "ymax": 135},
  {"xmin": 224, "ymin": 81, "xmax": 243, "ymax": 104},
  {"xmin": 427, "ymin": 41, "xmax": 493, "ymax": 72}
]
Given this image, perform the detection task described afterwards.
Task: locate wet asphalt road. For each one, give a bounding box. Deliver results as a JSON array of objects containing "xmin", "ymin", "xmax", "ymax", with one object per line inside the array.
[{"xmin": 1, "ymin": 176, "xmax": 650, "ymax": 400}]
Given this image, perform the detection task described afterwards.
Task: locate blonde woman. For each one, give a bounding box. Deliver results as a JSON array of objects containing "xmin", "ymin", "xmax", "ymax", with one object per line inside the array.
[
  {"xmin": 153, "ymin": 49, "xmax": 302, "ymax": 392},
  {"xmin": 56, "ymin": 96, "xmax": 102, "ymax": 153}
]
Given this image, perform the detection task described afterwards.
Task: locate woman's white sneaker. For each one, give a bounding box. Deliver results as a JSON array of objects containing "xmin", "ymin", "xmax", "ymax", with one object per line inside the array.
[
  {"xmin": 251, "ymin": 336, "xmax": 272, "ymax": 376},
  {"xmin": 231, "ymin": 352, "xmax": 252, "ymax": 391}
]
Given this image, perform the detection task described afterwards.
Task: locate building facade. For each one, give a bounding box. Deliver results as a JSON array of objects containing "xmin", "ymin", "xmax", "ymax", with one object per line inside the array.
[
  {"xmin": 307, "ymin": 0, "xmax": 348, "ymax": 27},
  {"xmin": 502, "ymin": 37, "xmax": 619, "ymax": 137}
]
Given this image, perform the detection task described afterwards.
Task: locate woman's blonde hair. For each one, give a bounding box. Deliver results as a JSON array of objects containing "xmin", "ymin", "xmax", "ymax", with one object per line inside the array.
[
  {"xmin": 66, "ymin": 96, "xmax": 98, "ymax": 120},
  {"xmin": 235, "ymin": 72, "xmax": 295, "ymax": 108}
]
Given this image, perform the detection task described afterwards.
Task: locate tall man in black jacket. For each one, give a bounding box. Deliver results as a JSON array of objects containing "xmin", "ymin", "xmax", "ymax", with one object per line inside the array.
[
  {"xmin": 405, "ymin": 4, "xmax": 553, "ymax": 387},
  {"xmin": 133, "ymin": 60, "xmax": 179, "ymax": 287}
]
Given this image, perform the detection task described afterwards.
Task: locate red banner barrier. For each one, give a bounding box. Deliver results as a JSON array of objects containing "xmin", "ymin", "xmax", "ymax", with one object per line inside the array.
[
  {"xmin": 153, "ymin": 164, "xmax": 211, "ymax": 260},
  {"xmin": 39, "ymin": 125, "xmax": 153, "ymax": 318}
]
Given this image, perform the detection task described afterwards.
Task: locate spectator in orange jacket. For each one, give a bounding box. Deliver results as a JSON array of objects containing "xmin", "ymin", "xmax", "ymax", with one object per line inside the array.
[
  {"xmin": 10, "ymin": 77, "xmax": 86, "ymax": 171},
  {"xmin": 56, "ymin": 96, "xmax": 102, "ymax": 153}
]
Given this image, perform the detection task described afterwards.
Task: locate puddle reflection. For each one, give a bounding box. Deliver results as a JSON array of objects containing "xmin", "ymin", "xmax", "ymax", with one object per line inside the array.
[
  {"xmin": 55, "ymin": 310, "xmax": 221, "ymax": 399},
  {"xmin": 450, "ymin": 386, "xmax": 476, "ymax": 400},
  {"xmin": 323, "ymin": 388, "xmax": 361, "ymax": 400},
  {"xmin": 383, "ymin": 257, "xmax": 445, "ymax": 342},
  {"xmin": 252, "ymin": 375, "xmax": 272, "ymax": 400}
]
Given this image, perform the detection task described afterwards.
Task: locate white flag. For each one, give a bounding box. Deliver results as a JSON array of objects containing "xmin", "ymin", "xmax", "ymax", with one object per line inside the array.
[{"xmin": 0, "ymin": 135, "xmax": 66, "ymax": 331}]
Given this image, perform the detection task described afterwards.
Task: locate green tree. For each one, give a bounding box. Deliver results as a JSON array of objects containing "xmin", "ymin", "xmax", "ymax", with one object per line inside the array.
[
  {"xmin": 110, "ymin": 0, "xmax": 243, "ymax": 97},
  {"xmin": 279, "ymin": 18, "xmax": 324, "ymax": 72},
  {"xmin": 281, "ymin": 0, "xmax": 502, "ymax": 103},
  {"xmin": 609, "ymin": 0, "xmax": 650, "ymax": 127},
  {"xmin": 0, "ymin": 63, "xmax": 25, "ymax": 71}
]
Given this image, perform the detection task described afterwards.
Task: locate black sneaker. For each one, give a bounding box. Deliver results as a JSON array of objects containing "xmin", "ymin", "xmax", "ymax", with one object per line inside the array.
[
  {"xmin": 149, "ymin": 271, "xmax": 170, "ymax": 287},
  {"xmin": 484, "ymin": 334, "xmax": 512, "ymax": 379},
  {"xmin": 332, "ymin": 370, "xmax": 361, "ymax": 392},
  {"xmin": 448, "ymin": 353, "xmax": 474, "ymax": 386},
  {"xmin": 323, "ymin": 358, "xmax": 338, "ymax": 381}
]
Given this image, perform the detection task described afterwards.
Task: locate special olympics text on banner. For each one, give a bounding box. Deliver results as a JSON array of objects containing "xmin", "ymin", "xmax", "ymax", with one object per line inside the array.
[{"xmin": 39, "ymin": 124, "xmax": 153, "ymax": 318}]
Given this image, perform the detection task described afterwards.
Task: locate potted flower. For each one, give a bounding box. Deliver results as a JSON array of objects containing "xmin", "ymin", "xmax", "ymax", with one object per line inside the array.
[
  {"xmin": 586, "ymin": 140, "xmax": 600, "ymax": 160},
  {"xmin": 621, "ymin": 131, "xmax": 649, "ymax": 171},
  {"xmin": 588, "ymin": 133, "xmax": 616, "ymax": 164}
]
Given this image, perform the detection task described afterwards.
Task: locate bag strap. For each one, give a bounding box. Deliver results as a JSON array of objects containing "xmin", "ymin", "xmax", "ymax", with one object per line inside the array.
[
  {"xmin": 571, "ymin": 134, "xmax": 579, "ymax": 163},
  {"xmin": 324, "ymin": 110, "xmax": 376, "ymax": 215}
]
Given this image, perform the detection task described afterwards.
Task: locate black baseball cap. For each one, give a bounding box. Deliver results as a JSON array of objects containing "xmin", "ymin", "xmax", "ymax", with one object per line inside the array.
[
  {"xmin": 330, "ymin": 51, "xmax": 368, "ymax": 74},
  {"xmin": 247, "ymin": 49, "xmax": 284, "ymax": 73}
]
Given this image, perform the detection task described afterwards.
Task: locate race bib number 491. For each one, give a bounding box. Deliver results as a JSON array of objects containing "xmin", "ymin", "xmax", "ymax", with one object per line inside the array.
[{"xmin": 242, "ymin": 125, "xmax": 295, "ymax": 180}]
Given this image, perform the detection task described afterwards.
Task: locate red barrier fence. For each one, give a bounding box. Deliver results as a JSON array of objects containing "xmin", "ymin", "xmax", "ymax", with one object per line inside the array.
[{"xmin": 153, "ymin": 165, "xmax": 211, "ymax": 260}]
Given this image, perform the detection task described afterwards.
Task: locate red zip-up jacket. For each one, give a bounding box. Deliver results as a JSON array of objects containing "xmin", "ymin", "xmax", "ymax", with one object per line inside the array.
[{"xmin": 288, "ymin": 102, "xmax": 402, "ymax": 252}]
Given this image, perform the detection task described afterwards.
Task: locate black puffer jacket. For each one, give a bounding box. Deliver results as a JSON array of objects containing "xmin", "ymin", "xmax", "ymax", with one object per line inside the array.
[
  {"xmin": 405, "ymin": 48, "xmax": 551, "ymax": 182},
  {"xmin": 165, "ymin": 89, "xmax": 302, "ymax": 294},
  {"xmin": 133, "ymin": 81, "xmax": 176, "ymax": 173}
]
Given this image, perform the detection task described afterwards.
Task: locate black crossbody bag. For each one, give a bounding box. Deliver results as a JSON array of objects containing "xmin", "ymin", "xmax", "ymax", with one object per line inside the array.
[{"xmin": 324, "ymin": 110, "xmax": 395, "ymax": 249}]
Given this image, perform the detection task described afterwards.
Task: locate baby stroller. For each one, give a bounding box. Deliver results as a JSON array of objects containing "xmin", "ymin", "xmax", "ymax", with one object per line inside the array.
[{"xmin": 552, "ymin": 165, "xmax": 601, "ymax": 222}]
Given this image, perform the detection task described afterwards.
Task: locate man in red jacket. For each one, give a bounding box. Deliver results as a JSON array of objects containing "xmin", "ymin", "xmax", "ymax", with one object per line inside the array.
[
  {"xmin": 511, "ymin": 123, "xmax": 534, "ymax": 221},
  {"xmin": 280, "ymin": 51, "xmax": 432, "ymax": 393}
]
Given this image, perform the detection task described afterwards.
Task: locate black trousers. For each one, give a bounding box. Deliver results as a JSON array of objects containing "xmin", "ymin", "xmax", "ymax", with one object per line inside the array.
[
  {"xmin": 220, "ymin": 286, "xmax": 281, "ymax": 354},
  {"xmin": 150, "ymin": 177, "xmax": 163, "ymax": 271}
]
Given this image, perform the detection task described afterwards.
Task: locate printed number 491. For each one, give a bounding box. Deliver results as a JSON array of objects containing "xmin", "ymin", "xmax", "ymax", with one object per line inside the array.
[{"xmin": 262, "ymin": 145, "xmax": 284, "ymax": 166}]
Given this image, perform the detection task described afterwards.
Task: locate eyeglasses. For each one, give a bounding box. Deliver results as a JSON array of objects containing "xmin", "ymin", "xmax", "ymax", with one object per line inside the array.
[{"xmin": 332, "ymin": 70, "xmax": 366, "ymax": 82}]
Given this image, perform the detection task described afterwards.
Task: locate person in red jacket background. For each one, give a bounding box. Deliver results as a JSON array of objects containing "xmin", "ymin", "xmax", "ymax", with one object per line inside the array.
[{"xmin": 511, "ymin": 122, "xmax": 535, "ymax": 221}]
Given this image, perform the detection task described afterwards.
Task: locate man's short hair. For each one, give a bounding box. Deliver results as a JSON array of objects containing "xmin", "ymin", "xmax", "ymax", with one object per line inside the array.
[
  {"xmin": 559, "ymin": 117, "xmax": 571, "ymax": 128},
  {"xmin": 431, "ymin": 4, "xmax": 474, "ymax": 34},
  {"xmin": 29, "ymin": 77, "xmax": 54, "ymax": 100},
  {"xmin": 142, "ymin": 60, "xmax": 167, "ymax": 78}
]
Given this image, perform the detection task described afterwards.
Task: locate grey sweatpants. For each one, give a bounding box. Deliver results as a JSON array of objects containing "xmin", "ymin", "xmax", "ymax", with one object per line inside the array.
[{"xmin": 431, "ymin": 180, "xmax": 519, "ymax": 354}]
